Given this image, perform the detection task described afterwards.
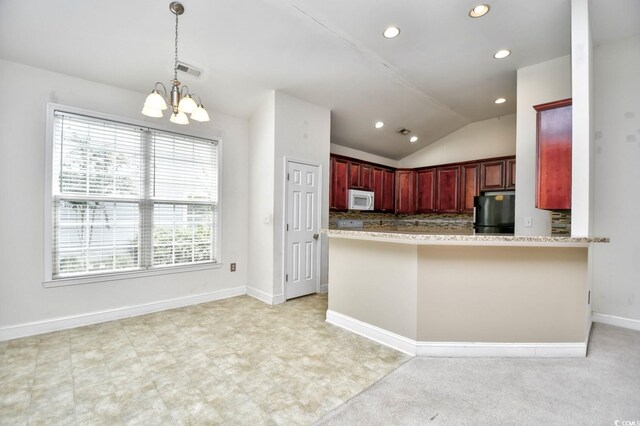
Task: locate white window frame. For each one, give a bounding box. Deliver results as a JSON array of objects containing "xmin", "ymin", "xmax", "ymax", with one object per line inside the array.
[{"xmin": 43, "ymin": 103, "xmax": 223, "ymax": 287}]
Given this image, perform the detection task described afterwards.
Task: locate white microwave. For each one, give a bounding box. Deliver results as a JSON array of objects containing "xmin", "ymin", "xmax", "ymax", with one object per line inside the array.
[{"xmin": 348, "ymin": 189, "xmax": 375, "ymax": 210}]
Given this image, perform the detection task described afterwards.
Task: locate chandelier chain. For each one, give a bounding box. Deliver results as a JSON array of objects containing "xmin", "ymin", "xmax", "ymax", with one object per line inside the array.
[{"xmin": 174, "ymin": 10, "xmax": 179, "ymax": 82}]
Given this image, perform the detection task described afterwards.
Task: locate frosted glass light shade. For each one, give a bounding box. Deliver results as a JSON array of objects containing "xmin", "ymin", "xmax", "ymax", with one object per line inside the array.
[
  {"xmin": 141, "ymin": 106, "xmax": 164, "ymax": 118},
  {"xmin": 178, "ymin": 95, "xmax": 197, "ymax": 114},
  {"xmin": 144, "ymin": 90, "xmax": 168, "ymax": 110},
  {"xmin": 191, "ymin": 105, "xmax": 210, "ymax": 122},
  {"xmin": 170, "ymin": 111, "xmax": 189, "ymax": 125}
]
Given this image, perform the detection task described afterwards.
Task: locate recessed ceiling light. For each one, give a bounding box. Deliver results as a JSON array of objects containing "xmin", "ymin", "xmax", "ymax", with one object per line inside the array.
[
  {"xmin": 410, "ymin": 136, "xmax": 419, "ymax": 143},
  {"xmin": 383, "ymin": 27, "xmax": 400, "ymax": 39},
  {"xmin": 495, "ymin": 98, "xmax": 506, "ymax": 104},
  {"xmin": 374, "ymin": 121, "xmax": 384, "ymax": 129},
  {"xmin": 494, "ymin": 49, "xmax": 511, "ymax": 59},
  {"xmin": 469, "ymin": 4, "xmax": 490, "ymax": 18}
]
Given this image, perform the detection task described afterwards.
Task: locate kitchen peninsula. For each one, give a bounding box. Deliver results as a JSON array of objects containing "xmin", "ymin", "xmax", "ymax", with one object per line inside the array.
[{"xmin": 325, "ymin": 229, "xmax": 609, "ymax": 357}]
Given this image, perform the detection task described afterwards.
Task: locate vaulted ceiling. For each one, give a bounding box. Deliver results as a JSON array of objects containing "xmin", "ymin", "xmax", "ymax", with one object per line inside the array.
[{"xmin": 1, "ymin": 0, "xmax": 638, "ymax": 159}]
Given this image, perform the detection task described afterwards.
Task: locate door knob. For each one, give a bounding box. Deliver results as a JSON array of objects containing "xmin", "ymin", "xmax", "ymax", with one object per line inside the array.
[{"xmin": 313, "ymin": 233, "xmax": 319, "ymax": 240}]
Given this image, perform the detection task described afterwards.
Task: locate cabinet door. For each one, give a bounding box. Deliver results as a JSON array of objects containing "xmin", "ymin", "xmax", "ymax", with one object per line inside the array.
[
  {"xmin": 394, "ymin": 170, "xmax": 416, "ymax": 214},
  {"xmin": 330, "ymin": 157, "xmax": 349, "ymax": 210},
  {"xmin": 415, "ymin": 169, "xmax": 436, "ymax": 213},
  {"xmin": 372, "ymin": 167, "xmax": 384, "ymax": 210},
  {"xmin": 506, "ymin": 157, "xmax": 516, "ymax": 190},
  {"xmin": 360, "ymin": 164, "xmax": 372, "ymax": 190},
  {"xmin": 436, "ymin": 166, "xmax": 460, "ymax": 213},
  {"xmin": 349, "ymin": 162, "xmax": 361, "ymax": 189},
  {"xmin": 381, "ymin": 169, "xmax": 395, "ymax": 212},
  {"xmin": 535, "ymin": 99, "xmax": 572, "ymax": 209},
  {"xmin": 460, "ymin": 163, "xmax": 479, "ymax": 212},
  {"xmin": 480, "ymin": 160, "xmax": 506, "ymax": 191}
]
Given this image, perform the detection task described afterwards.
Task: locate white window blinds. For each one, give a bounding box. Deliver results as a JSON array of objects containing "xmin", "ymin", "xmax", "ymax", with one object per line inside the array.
[{"xmin": 51, "ymin": 110, "xmax": 219, "ymax": 279}]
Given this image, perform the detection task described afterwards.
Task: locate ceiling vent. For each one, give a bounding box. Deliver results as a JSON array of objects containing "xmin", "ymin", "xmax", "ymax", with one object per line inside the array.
[
  {"xmin": 397, "ymin": 128, "xmax": 411, "ymax": 135},
  {"xmin": 176, "ymin": 61, "xmax": 202, "ymax": 78}
]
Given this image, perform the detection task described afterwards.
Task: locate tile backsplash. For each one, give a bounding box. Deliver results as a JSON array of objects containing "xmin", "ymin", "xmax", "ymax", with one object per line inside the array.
[
  {"xmin": 551, "ymin": 211, "xmax": 572, "ymax": 236},
  {"xmin": 330, "ymin": 211, "xmax": 473, "ymax": 232}
]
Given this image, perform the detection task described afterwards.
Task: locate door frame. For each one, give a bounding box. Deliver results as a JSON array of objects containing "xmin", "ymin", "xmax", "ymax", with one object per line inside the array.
[{"xmin": 281, "ymin": 157, "xmax": 324, "ymax": 301}]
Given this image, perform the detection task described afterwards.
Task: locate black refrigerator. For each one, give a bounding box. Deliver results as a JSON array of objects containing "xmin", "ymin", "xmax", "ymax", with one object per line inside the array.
[{"xmin": 473, "ymin": 193, "xmax": 515, "ymax": 234}]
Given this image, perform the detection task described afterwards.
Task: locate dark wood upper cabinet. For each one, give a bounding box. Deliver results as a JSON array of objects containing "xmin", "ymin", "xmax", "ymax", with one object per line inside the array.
[
  {"xmin": 348, "ymin": 161, "xmax": 372, "ymax": 190},
  {"xmin": 535, "ymin": 99, "xmax": 572, "ymax": 210},
  {"xmin": 349, "ymin": 162, "xmax": 361, "ymax": 189},
  {"xmin": 330, "ymin": 157, "xmax": 349, "ymax": 210},
  {"xmin": 480, "ymin": 160, "xmax": 506, "ymax": 191},
  {"xmin": 372, "ymin": 167, "xmax": 384, "ymax": 211},
  {"xmin": 371, "ymin": 167, "xmax": 396, "ymax": 212},
  {"xmin": 395, "ymin": 170, "xmax": 416, "ymax": 214},
  {"xmin": 436, "ymin": 166, "xmax": 461, "ymax": 213},
  {"xmin": 360, "ymin": 164, "xmax": 372, "ymax": 190},
  {"xmin": 381, "ymin": 169, "xmax": 395, "ymax": 212},
  {"xmin": 415, "ymin": 168, "xmax": 436, "ymax": 213},
  {"xmin": 506, "ymin": 157, "xmax": 516, "ymax": 190},
  {"xmin": 329, "ymin": 154, "xmax": 515, "ymax": 213},
  {"xmin": 460, "ymin": 163, "xmax": 480, "ymax": 212}
]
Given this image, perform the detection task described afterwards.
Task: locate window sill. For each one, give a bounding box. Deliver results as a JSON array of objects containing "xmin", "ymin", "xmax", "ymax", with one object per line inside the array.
[{"xmin": 42, "ymin": 262, "xmax": 222, "ymax": 288}]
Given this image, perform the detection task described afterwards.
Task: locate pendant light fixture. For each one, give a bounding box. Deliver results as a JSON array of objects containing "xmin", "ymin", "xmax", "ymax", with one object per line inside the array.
[{"xmin": 142, "ymin": 2, "xmax": 210, "ymax": 124}]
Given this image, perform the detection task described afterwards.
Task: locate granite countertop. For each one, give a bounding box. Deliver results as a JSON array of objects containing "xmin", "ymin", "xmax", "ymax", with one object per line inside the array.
[{"xmin": 323, "ymin": 228, "xmax": 609, "ymax": 247}]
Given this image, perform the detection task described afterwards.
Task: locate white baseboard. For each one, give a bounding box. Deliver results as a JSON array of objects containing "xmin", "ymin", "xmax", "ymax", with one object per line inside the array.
[
  {"xmin": 247, "ymin": 286, "xmax": 284, "ymax": 305},
  {"xmin": 415, "ymin": 341, "xmax": 586, "ymax": 357},
  {"xmin": 326, "ymin": 310, "xmax": 416, "ymax": 355},
  {"xmin": 0, "ymin": 286, "xmax": 246, "ymax": 342},
  {"xmin": 319, "ymin": 284, "xmax": 328, "ymax": 294},
  {"xmin": 327, "ymin": 310, "xmax": 587, "ymax": 358},
  {"xmin": 593, "ymin": 312, "xmax": 640, "ymax": 331}
]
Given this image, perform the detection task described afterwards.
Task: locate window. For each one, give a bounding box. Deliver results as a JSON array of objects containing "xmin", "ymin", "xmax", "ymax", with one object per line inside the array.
[{"xmin": 47, "ymin": 108, "xmax": 219, "ymax": 282}]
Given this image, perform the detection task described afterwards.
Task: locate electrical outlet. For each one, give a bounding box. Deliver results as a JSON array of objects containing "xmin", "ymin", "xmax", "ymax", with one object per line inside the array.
[
  {"xmin": 524, "ymin": 217, "xmax": 533, "ymax": 227},
  {"xmin": 230, "ymin": 263, "xmax": 236, "ymax": 272}
]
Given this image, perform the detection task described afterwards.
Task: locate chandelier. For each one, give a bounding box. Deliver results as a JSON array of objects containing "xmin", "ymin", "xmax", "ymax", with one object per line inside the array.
[{"xmin": 141, "ymin": 2, "xmax": 210, "ymax": 125}]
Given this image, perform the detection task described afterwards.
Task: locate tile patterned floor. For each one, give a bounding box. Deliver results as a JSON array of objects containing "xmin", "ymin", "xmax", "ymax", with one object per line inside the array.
[{"xmin": 0, "ymin": 294, "xmax": 408, "ymax": 425}]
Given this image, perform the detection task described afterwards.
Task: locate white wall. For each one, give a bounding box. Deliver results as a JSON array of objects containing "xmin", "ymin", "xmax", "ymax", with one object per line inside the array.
[
  {"xmin": 0, "ymin": 59, "xmax": 249, "ymax": 335},
  {"xmin": 247, "ymin": 92, "xmax": 276, "ymax": 298},
  {"xmin": 514, "ymin": 56, "xmax": 572, "ymax": 236},
  {"xmin": 399, "ymin": 115, "xmax": 516, "ymax": 168},
  {"xmin": 274, "ymin": 92, "xmax": 331, "ymax": 295},
  {"xmin": 591, "ymin": 34, "xmax": 640, "ymax": 322},
  {"xmin": 331, "ymin": 143, "xmax": 398, "ymax": 168},
  {"xmin": 571, "ymin": 0, "xmax": 595, "ymax": 236},
  {"xmin": 247, "ymin": 91, "xmax": 331, "ymax": 302}
]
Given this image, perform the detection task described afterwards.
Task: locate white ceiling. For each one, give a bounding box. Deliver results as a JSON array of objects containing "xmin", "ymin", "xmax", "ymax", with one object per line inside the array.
[{"xmin": 1, "ymin": 0, "xmax": 638, "ymax": 159}]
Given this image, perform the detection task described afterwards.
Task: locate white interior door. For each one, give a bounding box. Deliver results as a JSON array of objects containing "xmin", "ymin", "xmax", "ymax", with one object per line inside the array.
[{"xmin": 285, "ymin": 160, "xmax": 320, "ymax": 300}]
